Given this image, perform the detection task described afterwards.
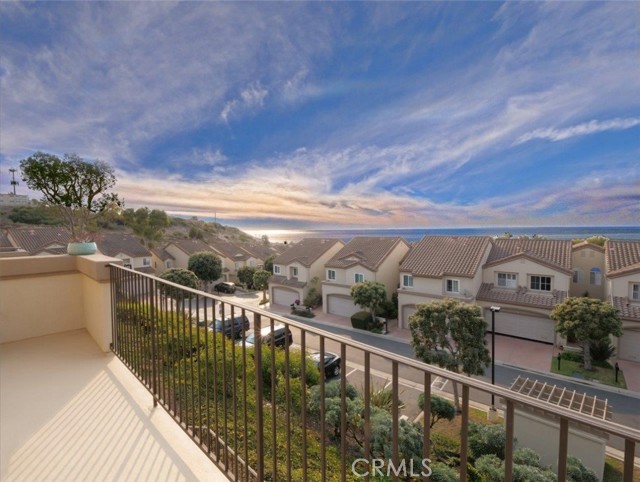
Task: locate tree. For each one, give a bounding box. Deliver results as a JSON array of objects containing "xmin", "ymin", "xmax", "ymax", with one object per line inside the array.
[
  {"xmin": 409, "ymin": 299, "xmax": 491, "ymax": 412},
  {"xmin": 121, "ymin": 207, "xmax": 169, "ymax": 247},
  {"xmin": 237, "ymin": 265, "xmax": 257, "ymax": 289},
  {"xmin": 20, "ymin": 152, "xmax": 122, "ymax": 241},
  {"xmin": 350, "ymin": 281, "xmax": 387, "ymax": 324},
  {"xmin": 159, "ymin": 268, "xmax": 199, "ymax": 311},
  {"xmin": 551, "ymin": 297, "xmax": 622, "ymax": 370},
  {"xmin": 253, "ymin": 269, "xmax": 271, "ymax": 303},
  {"xmin": 264, "ymin": 254, "xmax": 276, "ymax": 273},
  {"xmin": 187, "ymin": 252, "xmax": 222, "ymax": 291},
  {"xmin": 418, "ymin": 393, "xmax": 455, "ymax": 428}
]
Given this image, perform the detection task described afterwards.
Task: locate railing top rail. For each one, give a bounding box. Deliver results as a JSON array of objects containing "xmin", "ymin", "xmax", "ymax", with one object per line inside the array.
[{"xmin": 109, "ymin": 263, "xmax": 640, "ymax": 443}]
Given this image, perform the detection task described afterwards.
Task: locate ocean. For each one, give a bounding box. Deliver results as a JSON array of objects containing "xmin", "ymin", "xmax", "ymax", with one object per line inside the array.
[{"xmin": 246, "ymin": 226, "xmax": 640, "ymax": 244}]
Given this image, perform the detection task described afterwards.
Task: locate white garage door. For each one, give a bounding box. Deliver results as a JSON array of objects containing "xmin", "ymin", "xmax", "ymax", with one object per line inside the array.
[
  {"xmin": 486, "ymin": 310, "xmax": 555, "ymax": 345},
  {"xmin": 618, "ymin": 330, "xmax": 640, "ymax": 362},
  {"xmin": 272, "ymin": 287, "xmax": 298, "ymax": 306},
  {"xmin": 327, "ymin": 295, "xmax": 359, "ymax": 318},
  {"xmin": 402, "ymin": 305, "xmax": 418, "ymax": 330}
]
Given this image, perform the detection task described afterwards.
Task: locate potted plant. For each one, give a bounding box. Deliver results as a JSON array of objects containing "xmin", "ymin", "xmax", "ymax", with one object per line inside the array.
[{"xmin": 20, "ymin": 152, "xmax": 122, "ymax": 255}]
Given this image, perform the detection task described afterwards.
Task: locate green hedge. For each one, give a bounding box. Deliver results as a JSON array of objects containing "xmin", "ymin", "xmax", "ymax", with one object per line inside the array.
[{"xmin": 351, "ymin": 310, "xmax": 374, "ymax": 330}]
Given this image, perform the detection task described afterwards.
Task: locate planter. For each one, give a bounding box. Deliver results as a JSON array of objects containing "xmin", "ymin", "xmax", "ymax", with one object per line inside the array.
[{"xmin": 67, "ymin": 242, "xmax": 97, "ymax": 256}]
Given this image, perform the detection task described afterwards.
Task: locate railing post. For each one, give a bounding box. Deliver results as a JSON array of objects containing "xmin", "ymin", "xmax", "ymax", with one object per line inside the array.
[
  {"xmin": 149, "ymin": 276, "xmax": 158, "ymax": 407},
  {"xmin": 423, "ymin": 372, "xmax": 431, "ymax": 482},
  {"xmin": 253, "ymin": 312, "xmax": 264, "ymax": 482},
  {"xmin": 460, "ymin": 385, "xmax": 469, "ymax": 482},
  {"xmin": 623, "ymin": 439, "xmax": 636, "ymax": 482},
  {"xmin": 504, "ymin": 401, "xmax": 514, "ymax": 482}
]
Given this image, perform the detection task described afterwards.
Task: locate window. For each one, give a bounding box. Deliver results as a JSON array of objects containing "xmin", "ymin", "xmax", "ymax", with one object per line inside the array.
[
  {"xmin": 355, "ymin": 273, "xmax": 364, "ymax": 283},
  {"xmin": 327, "ymin": 269, "xmax": 336, "ymax": 281},
  {"xmin": 165, "ymin": 260, "xmax": 172, "ymax": 268},
  {"xmin": 402, "ymin": 274, "xmax": 413, "ymax": 288},
  {"xmin": 446, "ymin": 279, "xmax": 459, "ymax": 293},
  {"xmin": 274, "ymin": 265, "xmax": 281, "ymax": 274},
  {"xmin": 143, "ymin": 258, "xmax": 150, "ymax": 266},
  {"xmin": 590, "ymin": 267, "xmax": 602, "ymax": 286},
  {"xmin": 572, "ymin": 269, "xmax": 582, "ymax": 283},
  {"xmin": 291, "ymin": 267, "xmax": 298, "ymax": 277},
  {"xmin": 632, "ymin": 284, "xmax": 639, "ymax": 301},
  {"xmin": 234, "ymin": 262, "xmax": 240, "ymax": 270},
  {"xmin": 530, "ymin": 275, "xmax": 551, "ymax": 291},
  {"xmin": 249, "ymin": 260, "xmax": 256, "ymax": 267},
  {"xmin": 497, "ymin": 273, "xmax": 516, "ymax": 288}
]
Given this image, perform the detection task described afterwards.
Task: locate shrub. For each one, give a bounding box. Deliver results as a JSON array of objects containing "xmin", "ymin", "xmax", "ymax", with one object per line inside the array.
[
  {"xmin": 418, "ymin": 393, "xmax": 455, "ymax": 428},
  {"xmin": 560, "ymin": 350, "xmax": 584, "ymax": 363},
  {"xmin": 567, "ymin": 456, "xmax": 599, "ymax": 482},
  {"xmin": 468, "ymin": 423, "xmax": 506, "ymax": 460},
  {"xmin": 431, "ymin": 432, "xmax": 460, "ymax": 463},
  {"xmin": 303, "ymin": 287, "xmax": 322, "ymax": 308},
  {"xmin": 351, "ymin": 311, "xmax": 374, "ymax": 330},
  {"xmin": 513, "ymin": 447, "xmax": 543, "ymax": 468},
  {"xmin": 429, "ymin": 462, "xmax": 459, "ymax": 482},
  {"xmin": 512, "ymin": 464, "xmax": 556, "ymax": 482},
  {"xmin": 475, "ymin": 454, "xmax": 503, "ymax": 482},
  {"xmin": 589, "ymin": 338, "xmax": 615, "ymax": 364}
]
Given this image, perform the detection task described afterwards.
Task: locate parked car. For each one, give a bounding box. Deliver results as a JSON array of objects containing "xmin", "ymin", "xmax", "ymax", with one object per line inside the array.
[
  {"xmin": 311, "ymin": 351, "xmax": 341, "ymax": 378},
  {"xmin": 201, "ymin": 315, "xmax": 249, "ymax": 339},
  {"xmin": 242, "ymin": 324, "xmax": 293, "ymax": 348},
  {"xmin": 214, "ymin": 282, "xmax": 236, "ymax": 294}
]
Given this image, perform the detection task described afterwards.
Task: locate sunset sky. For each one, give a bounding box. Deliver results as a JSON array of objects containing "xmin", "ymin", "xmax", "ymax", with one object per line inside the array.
[{"xmin": 1, "ymin": 2, "xmax": 638, "ymax": 230}]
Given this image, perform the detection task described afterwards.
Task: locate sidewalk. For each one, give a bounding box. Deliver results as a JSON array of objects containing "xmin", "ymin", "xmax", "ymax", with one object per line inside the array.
[{"xmin": 267, "ymin": 302, "xmax": 640, "ymax": 394}]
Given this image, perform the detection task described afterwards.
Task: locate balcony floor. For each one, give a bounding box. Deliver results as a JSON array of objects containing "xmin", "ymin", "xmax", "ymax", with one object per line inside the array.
[{"xmin": 1, "ymin": 329, "xmax": 226, "ymax": 481}]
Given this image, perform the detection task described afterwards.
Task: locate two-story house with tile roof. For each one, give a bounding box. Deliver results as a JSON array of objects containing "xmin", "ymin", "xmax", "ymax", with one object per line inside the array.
[
  {"xmin": 477, "ymin": 238, "xmax": 573, "ymax": 345},
  {"xmin": 322, "ymin": 237, "xmax": 411, "ymax": 318},
  {"xmin": 95, "ymin": 233, "xmax": 153, "ymax": 273},
  {"xmin": 208, "ymin": 238, "xmax": 257, "ymax": 282},
  {"xmin": 605, "ymin": 240, "xmax": 640, "ymax": 362},
  {"xmin": 398, "ymin": 236, "xmax": 492, "ymax": 329},
  {"xmin": 270, "ymin": 238, "xmax": 344, "ymax": 307},
  {"xmin": 161, "ymin": 239, "xmax": 219, "ymax": 273},
  {"xmin": 570, "ymin": 241, "xmax": 606, "ymax": 299}
]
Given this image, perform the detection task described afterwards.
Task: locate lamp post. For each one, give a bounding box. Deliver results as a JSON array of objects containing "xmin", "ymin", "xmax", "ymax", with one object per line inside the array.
[{"xmin": 490, "ymin": 306, "xmax": 501, "ymax": 409}]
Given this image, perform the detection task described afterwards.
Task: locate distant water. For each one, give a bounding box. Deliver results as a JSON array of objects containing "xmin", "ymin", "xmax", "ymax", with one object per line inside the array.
[{"xmin": 248, "ymin": 226, "xmax": 640, "ymax": 244}]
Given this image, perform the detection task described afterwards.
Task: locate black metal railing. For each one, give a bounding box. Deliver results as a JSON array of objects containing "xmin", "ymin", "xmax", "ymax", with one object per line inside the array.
[{"xmin": 110, "ymin": 264, "xmax": 639, "ymax": 482}]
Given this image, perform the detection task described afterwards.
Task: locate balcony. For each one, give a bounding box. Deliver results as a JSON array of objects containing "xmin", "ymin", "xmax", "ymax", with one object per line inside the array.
[{"xmin": 1, "ymin": 255, "xmax": 639, "ymax": 481}]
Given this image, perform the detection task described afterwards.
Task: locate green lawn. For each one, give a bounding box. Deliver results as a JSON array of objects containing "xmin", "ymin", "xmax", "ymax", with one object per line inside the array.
[{"xmin": 550, "ymin": 357, "xmax": 627, "ymax": 389}]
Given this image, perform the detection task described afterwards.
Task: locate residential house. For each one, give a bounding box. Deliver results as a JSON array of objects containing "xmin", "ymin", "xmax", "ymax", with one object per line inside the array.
[
  {"xmin": 477, "ymin": 238, "xmax": 573, "ymax": 345},
  {"xmin": 570, "ymin": 241, "xmax": 606, "ymax": 299},
  {"xmin": 397, "ymin": 236, "xmax": 492, "ymax": 329},
  {"xmin": 95, "ymin": 233, "xmax": 153, "ymax": 273},
  {"xmin": 6, "ymin": 226, "xmax": 71, "ymax": 255},
  {"xmin": 322, "ymin": 236, "xmax": 410, "ymax": 317},
  {"xmin": 208, "ymin": 238, "xmax": 256, "ymax": 282},
  {"xmin": 605, "ymin": 240, "xmax": 640, "ymax": 361},
  {"xmin": 270, "ymin": 238, "xmax": 344, "ymax": 306},
  {"xmin": 162, "ymin": 239, "xmax": 217, "ymax": 273},
  {"xmin": 151, "ymin": 246, "xmax": 175, "ymax": 273}
]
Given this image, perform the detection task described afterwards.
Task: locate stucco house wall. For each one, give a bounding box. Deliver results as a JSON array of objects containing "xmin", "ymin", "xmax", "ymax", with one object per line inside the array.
[{"xmin": 571, "ymin": 244, "xmax": 606, "ymax": 299}]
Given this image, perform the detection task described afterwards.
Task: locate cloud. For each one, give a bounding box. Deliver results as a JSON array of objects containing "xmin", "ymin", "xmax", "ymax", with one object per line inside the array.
[
  {"xmin": 220, "ymin": 82, "xmax": 269, "ymax": 122},
  {"xmin": 516, "ymin": 118, "xmax": 640, "ymax": 145}
]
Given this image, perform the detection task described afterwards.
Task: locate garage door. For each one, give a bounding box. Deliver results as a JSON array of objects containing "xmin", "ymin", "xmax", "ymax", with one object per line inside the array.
[
  {"xmin": 272, "ymin": 287, "xmax": 298, "ymax": 306},
  {"xmin": 327, "ymin": 295, "xmax": 359, "ymax": 318},
  {"xmin": 401, "ymin": 305, "xmax": 417, "ymax": 330},
  {"xmin": 618, "ymin": 330, "xmax": 640, "ymax": 362},
  {"xmin": 485, "ymin": 310, "xmax": 555, "ymax": 345}
]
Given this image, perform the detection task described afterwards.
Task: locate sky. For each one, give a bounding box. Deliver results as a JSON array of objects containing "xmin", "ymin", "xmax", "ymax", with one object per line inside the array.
[{"xmin": 1, "ymin": 2, "xmax": 638, "ymax": 231}]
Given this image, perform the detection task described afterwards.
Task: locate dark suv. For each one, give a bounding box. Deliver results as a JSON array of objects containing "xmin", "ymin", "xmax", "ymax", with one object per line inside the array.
[
  {"xmin": 242, "ymin": 324, "xmax": 293, "ymax": 348},
  {"xmin": 212, "ymin": 315, "xmax": 250, "ymax": 339},
  {"xmin": 214, "ymin": 282, "xmax": 236, "ymax": 294}
]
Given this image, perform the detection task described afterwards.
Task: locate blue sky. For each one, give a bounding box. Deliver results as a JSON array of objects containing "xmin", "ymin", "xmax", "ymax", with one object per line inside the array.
[{"xmin": 1, "ymin": 2, "xmax": 638, "ymax": 230}]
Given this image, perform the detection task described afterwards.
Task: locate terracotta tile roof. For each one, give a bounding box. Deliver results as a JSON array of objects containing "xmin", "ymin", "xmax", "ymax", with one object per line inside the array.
[
  {"xmin": 485, "ymin": 238, "xmax": 572, "ymax": 274},
  {"xmin": 135, "ymin": 266, "xmax": 156, "ymax": 275},
  {"xmin": 209, "ymin": 238, "xmax": 252, "ymax": 261},
  {"xmin": 169, "ymin": 239, "xmax": 215, "ymax": 256},
  {"xmin": 400, "ymin": 236, "xmax": 491, "ymax": 278},
  {"xmin": 96, "ymin": 233, "xmax": 151, "ymax": 258},
  {"xmin": 240, "ymin": 243, "xmax": 282, "ymax": 261},
  {"xmin": 326, "ymin": 237, "xmax": 409, "ymax": 271},
  {"xmin": 611, "ymin": 296, "xmax": 640, "ymax": 321},
  {"xmin": 274, "ymin": 238, "xmax": 344, "ymax": 267},
  {"xmin": 7, "ymin": 227, "xmax": 71, "ymax": 255},
  {"xmin": 0, "ymin": 231, "xmax": 13, "ymax": 248},
  {"xmin": 269, "ymin": 274, "xmax": 306, "ymax": 288},
  {"xmin": 477, "ymin": 282, "xmax": 567, "ymax": 309},
  {"xmin": 605, "ymin": 240, "xmax": 640, "ymax": 277}
]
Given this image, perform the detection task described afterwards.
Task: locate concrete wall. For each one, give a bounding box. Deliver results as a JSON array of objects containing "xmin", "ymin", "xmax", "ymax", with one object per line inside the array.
[
  {"xmin": 607, "ymin": 272, "xmax": 640, "ymax": 299},
  {"xmin": 0, "ymin": 254, "xmax": 120, "ymax": 352}
]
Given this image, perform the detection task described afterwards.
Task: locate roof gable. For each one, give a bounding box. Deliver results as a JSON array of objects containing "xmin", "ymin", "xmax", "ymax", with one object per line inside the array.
[
  {"xmin": 274, "ymin": 238, "xmax": 344, "ymax": 268},
  {"xmin": 326, "ymin": 237, "xmax": 408, "ymax": 271},
  {"xmin": 96, "ymin": 233, "xmax": 151, "ymax": 258},
  {"xmin": 485, "ymin": 238, "xmax": 572, "ymax": 273},
  {"xmin": 400, "ymin": 236, "xmax": 491, "ymax": 278},
  {"xmin": 606, "ymin": 240, "xmax": 640, "ymax": 277}
]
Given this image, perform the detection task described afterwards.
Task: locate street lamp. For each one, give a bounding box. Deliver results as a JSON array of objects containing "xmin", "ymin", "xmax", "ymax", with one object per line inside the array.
[{"xmin": 490, "ymin": 306, "xmax": 501, "ymax": 409}]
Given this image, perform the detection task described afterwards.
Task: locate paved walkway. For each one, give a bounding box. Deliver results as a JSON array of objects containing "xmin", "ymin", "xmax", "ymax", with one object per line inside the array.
[{"xmin": 265, "ymin": 302, "xmax": 640, "ymax": 394}]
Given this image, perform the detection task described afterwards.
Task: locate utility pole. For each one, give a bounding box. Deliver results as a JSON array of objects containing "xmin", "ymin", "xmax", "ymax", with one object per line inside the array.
[{"xmin": 9, "ymin": 168, "xmax": 19, "ymax": 195}]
